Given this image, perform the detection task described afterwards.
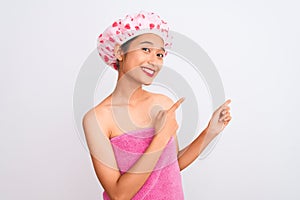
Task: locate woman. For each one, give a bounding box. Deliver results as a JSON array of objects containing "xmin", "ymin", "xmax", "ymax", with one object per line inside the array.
[{"xmin": 82, "ymin": 11, "xmax": 232, "ymax": 200}]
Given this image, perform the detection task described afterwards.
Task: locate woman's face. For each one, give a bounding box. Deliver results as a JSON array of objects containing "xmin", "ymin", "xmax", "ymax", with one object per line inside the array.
[{"xmin": 119, "ymin": 33, "xmax": 165, "ymax": 85}]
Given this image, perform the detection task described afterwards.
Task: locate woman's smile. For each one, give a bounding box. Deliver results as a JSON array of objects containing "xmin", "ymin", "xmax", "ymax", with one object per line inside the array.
[{"xmin": 141, "ymin": 66, "xmax": 156, "ymax": 77}]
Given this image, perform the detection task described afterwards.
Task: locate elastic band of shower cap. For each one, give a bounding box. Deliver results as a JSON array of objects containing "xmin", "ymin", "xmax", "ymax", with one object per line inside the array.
[{"xmin": 97, "ymin": 11, "xmax": 173, "ymax": 70}]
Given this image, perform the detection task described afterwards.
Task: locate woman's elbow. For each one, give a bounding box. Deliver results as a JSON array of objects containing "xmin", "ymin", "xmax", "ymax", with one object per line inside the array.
[{"xmin": 107, "ymin": 191, "xmax": 131, "ymax": 200}]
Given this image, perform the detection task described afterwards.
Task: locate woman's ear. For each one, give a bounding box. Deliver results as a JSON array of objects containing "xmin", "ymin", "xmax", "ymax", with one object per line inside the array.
[{"xmin": 114, "ymin": 44, "xmax": 123, "ymax": 61}]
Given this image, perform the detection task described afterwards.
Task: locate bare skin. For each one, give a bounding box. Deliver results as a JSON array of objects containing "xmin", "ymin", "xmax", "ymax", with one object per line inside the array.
[{"xmin": 82, "ymin": 33, "xmax": 232, "ymax": 200}]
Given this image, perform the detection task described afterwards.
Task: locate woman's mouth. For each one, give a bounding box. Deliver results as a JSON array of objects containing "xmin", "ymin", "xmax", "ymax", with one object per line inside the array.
[{"xmin": 141, "ymin": 66, "xmax": 155, "ymax": 77}]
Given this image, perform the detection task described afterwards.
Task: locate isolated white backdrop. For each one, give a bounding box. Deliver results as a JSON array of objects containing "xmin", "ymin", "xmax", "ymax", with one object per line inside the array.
[{"xmin": 1, "ymin": 0, "xmax": 299, "ymax": 199}]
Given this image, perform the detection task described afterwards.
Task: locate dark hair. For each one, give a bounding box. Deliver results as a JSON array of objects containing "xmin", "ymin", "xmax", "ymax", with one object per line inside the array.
[{"xmin": 116, "ymin": 35, "xmax": 139, "ymax": 70}]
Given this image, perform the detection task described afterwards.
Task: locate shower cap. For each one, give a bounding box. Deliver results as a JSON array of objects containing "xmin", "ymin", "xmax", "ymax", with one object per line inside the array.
[{"xmin": 97, "ymin": 11, "xmax": 173, "ymax": 70}]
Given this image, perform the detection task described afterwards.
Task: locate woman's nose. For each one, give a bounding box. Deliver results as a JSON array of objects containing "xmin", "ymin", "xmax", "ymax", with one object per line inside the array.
[{"xmin": 147, "ymin": 52, "xmax": 161, "ymax": 67}]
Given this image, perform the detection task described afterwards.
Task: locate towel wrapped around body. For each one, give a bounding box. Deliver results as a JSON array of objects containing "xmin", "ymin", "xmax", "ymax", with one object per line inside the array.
[{"xmin": 103, "ymin": 127, "xmax": 184, "ymax": 200}]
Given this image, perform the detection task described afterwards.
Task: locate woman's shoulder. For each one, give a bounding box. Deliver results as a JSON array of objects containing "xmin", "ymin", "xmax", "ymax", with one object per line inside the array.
[
  {"xmin": 82, "ymin": 96, "xmax": 113, "ymax": 138},
  {"xmin": 148, "ymin": 92, "xmax": 175, "ymax": 109},
  {"xmin": 83, "ymin": 96, "xmax": 112, "ymax": 118}
]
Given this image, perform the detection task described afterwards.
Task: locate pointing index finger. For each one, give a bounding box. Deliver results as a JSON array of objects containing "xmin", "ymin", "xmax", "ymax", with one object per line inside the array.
[
  {"xmin": 218, "ymin": 99, "xmax": 231, "ymax": 110},
  {"xmin": 224, "ymin": 99, "xmax": 231, "ymax": 106},
  {"xmin": 168, "ymin": 97, "xmax": 185, "ymax": 112}
]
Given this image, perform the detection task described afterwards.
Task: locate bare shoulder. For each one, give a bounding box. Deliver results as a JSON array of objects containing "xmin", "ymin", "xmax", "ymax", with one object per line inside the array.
[
  {"xmin": 151, "ymin": 93, "xmax": 175, "ymax": 110},
  {"xmin": 82, "ymin": 97, "xmax": 112, "ymax": 138}
]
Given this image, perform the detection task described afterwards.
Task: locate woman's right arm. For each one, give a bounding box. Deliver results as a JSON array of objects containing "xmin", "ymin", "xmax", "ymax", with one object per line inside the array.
[{"xmin": 82, "ymin": 98, "xmax": 184, "ymax": 200}]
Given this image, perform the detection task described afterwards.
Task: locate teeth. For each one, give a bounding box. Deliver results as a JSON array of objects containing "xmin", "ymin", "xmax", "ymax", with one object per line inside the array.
[{"xmin": 142, "ymin": 67, "xmax": 154, "ymax": 75}]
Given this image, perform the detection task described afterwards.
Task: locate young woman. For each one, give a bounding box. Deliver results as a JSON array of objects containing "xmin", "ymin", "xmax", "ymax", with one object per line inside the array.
[{"xmin": 82, "ymin": 11, "xmax": 232, "ymax": 200}]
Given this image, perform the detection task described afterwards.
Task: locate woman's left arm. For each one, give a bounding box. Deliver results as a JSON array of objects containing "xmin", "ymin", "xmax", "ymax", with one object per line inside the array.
[{"xmin": 176, "ymin": 99, "xmax": 232, "ymax": 171}]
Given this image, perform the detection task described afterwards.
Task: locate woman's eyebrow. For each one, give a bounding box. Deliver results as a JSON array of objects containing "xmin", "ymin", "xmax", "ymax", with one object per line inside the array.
[{"xmin": 139, "ymin": 41, "xmax": 165, "ymax": 52}]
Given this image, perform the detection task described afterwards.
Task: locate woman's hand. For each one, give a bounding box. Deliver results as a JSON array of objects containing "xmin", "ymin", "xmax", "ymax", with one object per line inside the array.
[
  {"xmin": 153, "ymin": 97, "xmax": 185, "ymax": 141},
  {"xmin": 206, "ymin": 99, "xmax": 232, "ymax": 139}
]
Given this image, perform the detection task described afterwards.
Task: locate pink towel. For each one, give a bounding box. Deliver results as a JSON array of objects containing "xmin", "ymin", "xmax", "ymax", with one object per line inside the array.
[{"xmin": 103, "ymin": 127, "xmax": 184, "ymax": 200}]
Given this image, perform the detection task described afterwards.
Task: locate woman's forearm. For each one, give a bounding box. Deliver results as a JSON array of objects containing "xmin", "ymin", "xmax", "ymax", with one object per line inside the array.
[{"xmin": 177, "ymin": 127, "xmax": 216, "ymax": 171}]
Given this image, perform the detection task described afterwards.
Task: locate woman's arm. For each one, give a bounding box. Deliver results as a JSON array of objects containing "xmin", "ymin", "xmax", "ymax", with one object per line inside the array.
[
  {"xmin": 176, "ymin": 127, "xmax": 214, "ymax": 171},
  {"xmin": 176, "ymin": 99, "xmax": 232, "ymax": 170},
  {"xmin": 83, "ymin": 100, "xmax": 183, "ymax": 200}
]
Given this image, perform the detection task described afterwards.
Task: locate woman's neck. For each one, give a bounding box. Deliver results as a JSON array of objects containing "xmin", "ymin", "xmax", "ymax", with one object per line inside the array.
[{"xmin": 111, "ymin": 74, "xmax": 147, "ymax": 106}]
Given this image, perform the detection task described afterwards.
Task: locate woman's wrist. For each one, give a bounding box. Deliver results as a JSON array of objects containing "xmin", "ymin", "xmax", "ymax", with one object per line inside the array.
[
  {"xmin": 153, "ymin": 132, "xmax": 170, "ymax": 149},
  {"xmin": 204, "ymin": 126, "xmax": 219, "ymax": 141}
]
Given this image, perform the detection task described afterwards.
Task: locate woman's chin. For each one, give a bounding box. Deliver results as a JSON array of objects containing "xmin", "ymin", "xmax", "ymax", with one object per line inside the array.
[
  {"xmin": 140, "ymin": 76, "xmax": 155, "ymax": 86},
  {"xmin": 143, "ymin": 81, "xmax": 152, "ymax": 86},
  {"xmin": 143, "ymin": 78, "xmax": 155, "ymax": 86}
]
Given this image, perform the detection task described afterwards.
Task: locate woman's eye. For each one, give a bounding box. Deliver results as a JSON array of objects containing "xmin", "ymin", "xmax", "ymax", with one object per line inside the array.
[
  {"xmin": 157, "ymin": 53, "xmax": 164, "ymax": 58},
  {"xmin": 142, "ymin": 47, "xmax": 150, "ymax": 53}
]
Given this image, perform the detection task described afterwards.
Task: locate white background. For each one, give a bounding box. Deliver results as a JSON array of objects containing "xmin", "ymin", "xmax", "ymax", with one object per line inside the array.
[{"xmin": 1, "ymin": 0, "xmax": 299, "ymax": 199}]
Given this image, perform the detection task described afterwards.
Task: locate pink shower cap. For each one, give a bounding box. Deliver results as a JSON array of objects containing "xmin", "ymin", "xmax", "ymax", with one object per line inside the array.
[{"xmin": 97, "ymin": 11, "xmax": 173, "ymax": 70}]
